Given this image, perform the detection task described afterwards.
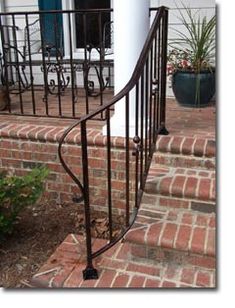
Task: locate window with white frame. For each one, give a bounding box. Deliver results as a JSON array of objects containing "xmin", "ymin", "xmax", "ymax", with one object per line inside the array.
[
  {"xmin": 62, "ymin": 0, "xmax": 113, "ymax": 59},
  {"xmin": 74, "ymin": 0, "xmax": 111, "ymax": 48}
]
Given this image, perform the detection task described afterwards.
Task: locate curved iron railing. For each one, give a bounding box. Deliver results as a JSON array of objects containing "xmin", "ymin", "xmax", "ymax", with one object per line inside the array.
[{"xmin": 58, "ymin": 6, "xmax": 169, "ymax": 280}]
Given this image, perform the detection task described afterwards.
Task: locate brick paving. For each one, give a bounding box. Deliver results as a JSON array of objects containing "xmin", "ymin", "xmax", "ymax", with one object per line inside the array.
[
  {"xmin": 0, "ymin": 97, "xmax": 215, "ymax": 138},
  {"xmin": 164, "ymin": 98, "xmax": 215, "ymax": 139},
  {"xmin": 2, "ymin": 88, "xmax": 114, "ymax": 120}
]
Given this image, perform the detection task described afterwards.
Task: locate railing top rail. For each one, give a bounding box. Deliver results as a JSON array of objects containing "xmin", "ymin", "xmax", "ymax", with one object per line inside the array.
[
  {"xmin": 59, "ymin": 6, "xmax": 168, "ymax": 138},
  {"xmin": 0, "ymin": 8, "xmax": 113, "ymax": 16},
  {"xmin": 0, "ymin": 7, "xmax": 162, "ymax": 16}
]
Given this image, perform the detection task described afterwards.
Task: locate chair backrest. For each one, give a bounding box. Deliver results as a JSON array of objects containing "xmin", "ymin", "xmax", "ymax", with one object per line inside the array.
[
  {"xmin": 101, "ymin": 20, "xmax": 114, "ymax": 58},
  {"xmin": 23, "ymin": 19, "xmax": 41, "ymax": 56},
  {"xmin": 85, "ymin": 20, "xmax": 114, "ymax": 61}
]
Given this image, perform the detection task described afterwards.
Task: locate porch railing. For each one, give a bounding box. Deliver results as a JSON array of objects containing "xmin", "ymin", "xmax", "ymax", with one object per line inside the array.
[
  {"xmin": 58, "ymin": 6, "xmax": 169, "ymax": 280},
  {"xmin": 0, "ymin": 8, "xmax": 114, "ymax": 118}
]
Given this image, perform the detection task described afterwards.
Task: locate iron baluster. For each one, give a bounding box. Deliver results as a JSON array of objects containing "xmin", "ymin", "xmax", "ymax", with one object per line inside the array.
[
  {"xmin": 80, "ymin": 121, "xmax": 98, "ymax": 280},
  {"xmin": 159, "ymin": 9, "xmax": 169, "ymax": 135}
]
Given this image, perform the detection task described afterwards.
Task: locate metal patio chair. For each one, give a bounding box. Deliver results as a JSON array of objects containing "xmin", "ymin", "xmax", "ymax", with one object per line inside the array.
[
  {"xmin": 83, "ymin": 20, "xmax": 114, "ymax": 97},
  {"xmin": 0, "ymin": 19, "xmax": 41, "ymax": 94},
  {"xmin": 0, "ymin": 18, "xmax": 69, "ymax": 97}
]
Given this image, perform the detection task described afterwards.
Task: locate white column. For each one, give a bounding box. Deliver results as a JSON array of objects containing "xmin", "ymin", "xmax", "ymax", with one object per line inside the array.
[{"xmin": 103, "ymin": 0, "xmax": 150, "ymax": 137}]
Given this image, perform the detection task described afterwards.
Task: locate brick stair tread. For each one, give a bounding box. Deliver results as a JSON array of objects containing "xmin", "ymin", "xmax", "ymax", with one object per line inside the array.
[
  {"xmin": 31, "ymin": 234, "xmax": 215, "ymax": 288},
  {"xmin": 156, "ymin": 135, "xmax": 215, "ymax": 158},
  {"xmin": 145, "ymin": 165, "xmax": 215, "ymax": 202},
  {"xmin": 125, "ymin": 205, "xmax": 216, "ymax": 258}
]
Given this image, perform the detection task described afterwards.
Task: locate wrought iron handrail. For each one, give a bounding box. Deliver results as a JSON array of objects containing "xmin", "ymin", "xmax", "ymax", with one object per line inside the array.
[{"xmin": 58, "ymin": 6, "xmax": 169, "ymax": 280}]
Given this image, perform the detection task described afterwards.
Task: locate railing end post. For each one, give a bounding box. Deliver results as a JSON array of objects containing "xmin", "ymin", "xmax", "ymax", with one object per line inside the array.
[{"xmin": 83, "ymin": 266, "xmax": 99, "ymax": 280}]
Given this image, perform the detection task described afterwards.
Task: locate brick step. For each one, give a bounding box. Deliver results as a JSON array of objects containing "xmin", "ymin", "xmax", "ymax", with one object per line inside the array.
[
  {"xmin": 141, "ymin": 194, "xmax": 215, "ymax": 213},
  {"xmin": 145, "ymin": 165, "xmax": 216, "ymax": 206},
  {"xmin": 124, "ymin": 205, "xmax": 216, "ymax": 271},
  {"xmin": 154, "ymin": 152, "xmax": 215, "ymax": 170},
  {"xmin": 156, "ymin": 135, "xmax": 215, "ymax": 158},
  {"xmin": 31, "ymin": 234, "xmax": 215, "ymax": 288}
]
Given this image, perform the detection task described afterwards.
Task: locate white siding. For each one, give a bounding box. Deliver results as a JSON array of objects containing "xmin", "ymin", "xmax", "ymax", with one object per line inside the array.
[
  {"xmin": 2, "ymin": 1, "xmax": 39, "ymax": 55},
  {"xmin": 4, "ymin": 0, "xmax": 39, "ymax": 12},
  {"xmin": 156, "ymin": 0, "xmax": 216, "ymax": 96},
  {"xmin": 159, "ymin": 0, "xmax": 215, "ymax": 42},
  {"xmin": 2, "ymin": 0, "xmax": 40, "ymax": 49}
]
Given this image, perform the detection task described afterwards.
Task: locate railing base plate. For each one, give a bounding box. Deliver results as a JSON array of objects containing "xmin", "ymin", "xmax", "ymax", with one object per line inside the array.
[
  {"xmin": 159, "ymin": 126, "xmax": 169, "ymax": 135},
  {"xmin": 83, "ymin": 267, "xmax": 99, "ymax": 280}
]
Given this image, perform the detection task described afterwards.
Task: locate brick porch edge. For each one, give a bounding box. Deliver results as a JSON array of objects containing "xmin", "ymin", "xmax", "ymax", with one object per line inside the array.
[{"xmin": 0, "ymin": 122, "xmax": 215, "ymax": 209}]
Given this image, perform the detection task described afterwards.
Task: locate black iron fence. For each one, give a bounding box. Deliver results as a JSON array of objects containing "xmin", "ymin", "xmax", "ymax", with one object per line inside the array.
[
  {"xmin": 58, "ymin": 6, "xmax": 169, "ymax": 280},
  {"xmin": 0, "ymin": 8, "xmax": 114, "ymax": 118}
]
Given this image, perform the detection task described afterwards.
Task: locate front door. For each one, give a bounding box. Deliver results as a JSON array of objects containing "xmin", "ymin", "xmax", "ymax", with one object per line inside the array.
[{"xmin": 38, "ymin": 0, "xmax": 63, "ymax": 51}]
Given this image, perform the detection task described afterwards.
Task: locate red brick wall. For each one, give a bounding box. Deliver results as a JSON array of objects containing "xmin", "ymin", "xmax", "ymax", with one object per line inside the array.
[{"xmin": 0, "ymin": 123, "xmax": 136, "ymax": 215}]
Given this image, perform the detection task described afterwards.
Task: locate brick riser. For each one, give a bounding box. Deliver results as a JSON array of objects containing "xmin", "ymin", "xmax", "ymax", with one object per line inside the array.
[
  {"xmin": 142, "ymin": 194, "xmax": 215, "ymax": 213},
  {"xmin": 145, "ymin": 175, "xmax": 215, "ymax": 204},
  {"xmin": 154, "ymin": 153, "xmax": 215, "ymax": 170},
  {"xmin": 144, "ymin": 163, "xmax": 215, "ymax": 213},
  {"xmin": 129, "ymin": 243, "xmax": 215, "ymax": 270},
  {"xmin": 124, "ymin": 206, "xmax": 216, "ymax": 271},
  {"xmin": 155, "ymin": 135, "xmax": 216, "ymax": 170}
]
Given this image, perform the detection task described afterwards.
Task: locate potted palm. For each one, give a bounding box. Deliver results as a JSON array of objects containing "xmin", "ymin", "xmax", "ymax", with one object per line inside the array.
[{"xmin": 167, "ymin": 5, "xmax": 216, "ymax": 107}]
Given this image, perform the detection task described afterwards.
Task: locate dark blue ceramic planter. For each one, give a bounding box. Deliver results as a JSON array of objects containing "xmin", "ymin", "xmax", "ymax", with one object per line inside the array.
[{"xmin": 172, "ymin": 70, "xmax": 216, "ymax": 108}]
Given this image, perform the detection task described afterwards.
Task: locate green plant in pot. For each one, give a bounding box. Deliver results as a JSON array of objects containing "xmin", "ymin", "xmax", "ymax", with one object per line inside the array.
[{"xmin": 167, "ymin": 5, "xmax": 216, "ymax": 107}]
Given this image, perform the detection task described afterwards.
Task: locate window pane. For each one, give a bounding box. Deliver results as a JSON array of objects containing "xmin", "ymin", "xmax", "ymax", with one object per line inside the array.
[{"xmin": 74, "ymin": 0, "xmax": 111, "ymax": 48}]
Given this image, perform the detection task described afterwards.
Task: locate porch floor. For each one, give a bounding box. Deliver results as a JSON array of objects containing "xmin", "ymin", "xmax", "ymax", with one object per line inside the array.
[
  {"xmin": 0, "ymin": 92, "xmax": 216, "ymax": 139},
  {"xmin": 2, "ymin": 88, "xmax": 114, "ymax": 126}
]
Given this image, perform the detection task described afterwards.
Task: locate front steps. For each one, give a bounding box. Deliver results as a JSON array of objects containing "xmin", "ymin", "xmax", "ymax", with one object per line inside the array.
[
  {"xmin": 31, "ymin": 134, "xmax": 216, "ymax": 288},
  {"xmin": 125, "ymin": 135, "xmax": 216, "ymax": 272},
  {"xmin": 31, "ymin": 234, "xmax": 215, "ymax": 288},
  {"xmin": 146, "ymin": 135, "xmax": 216, "ymax": 214}
]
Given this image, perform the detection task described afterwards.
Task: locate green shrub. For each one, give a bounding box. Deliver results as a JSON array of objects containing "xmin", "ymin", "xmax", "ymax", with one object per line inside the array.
[{"xmin": 0, "ymin": 167, "xmax": 49, "ymax": 236}]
